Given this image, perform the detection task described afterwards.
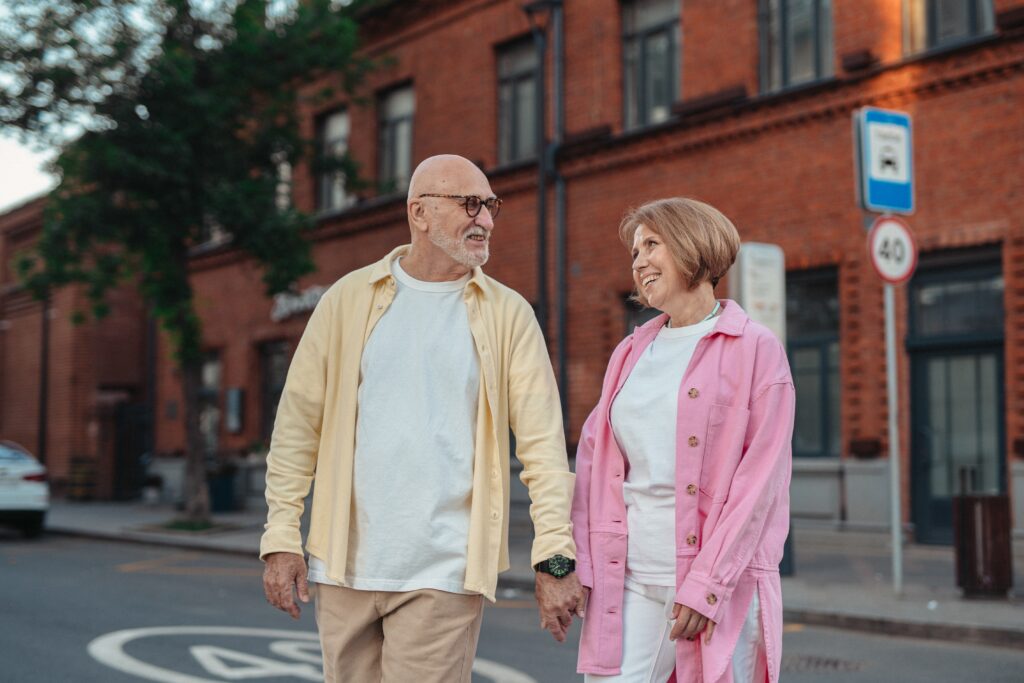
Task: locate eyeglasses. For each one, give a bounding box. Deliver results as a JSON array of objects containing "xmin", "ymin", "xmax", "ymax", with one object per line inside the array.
[{"xmin": 418, "ymin": 194, "xmax": 502, "ymax": 219}]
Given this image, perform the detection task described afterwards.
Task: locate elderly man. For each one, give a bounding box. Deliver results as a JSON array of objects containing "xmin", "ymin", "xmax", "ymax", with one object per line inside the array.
[{"xmin": 261, "ymin": 154, "xmax": 585, "ymax": 682}]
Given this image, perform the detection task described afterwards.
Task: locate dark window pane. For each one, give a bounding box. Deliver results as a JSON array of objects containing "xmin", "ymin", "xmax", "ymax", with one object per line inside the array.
[
  {"xmin": 498, "ymin": 82, "xmax": 513, "ymax": 163},
  {"xmin": 911, "ymin": 0, "xmax": 994, "ymax": 52},
  {"xmin": 644, "ymin": 30, "xmax": 673, "ymax": 124},
  {"xmin": 497, "ymin": 40, "xmax": 538, "ymax": 165},
  {"xmin": 378, "ymin": 86, "xmax": 415, "ymax": 191},
  {"xmin": 935, "ymin": 0, "xmax": 970, "ymax": 43},
  {"xmin": 623, "ymin": 38, "xmax": 640, "ymax": 129},
  {"xmin": 262, "ymin": 341, "xmax": 290, "ymax": 442},
  {"xmin": 912, "ymin": 274, "xmax": 1003, "ymax": 337},
  {"xmin": 199, "ymin": 352, "xmax": 222, "ymax": 457},
  {"xmin": 623, "ymin": 0, "xmax": 678, "ymax": 33},
  {"xmin": 787, "ymin": 267, "xmax": 840, "ymax": 458},
  {"xmin": 764, "ymin": 0, "xmax": 783, "ymax": 90},
  {"xmin": 624, "ymin": 297, "xmax": 662, "ymax": 333},
  {"xmin": 786, "ymin": 270, "xmax": 840, "ymax": 337},
  {"xmin": 786, "ymin": 0, "xmax": 815, "ymax": 84},
  {"xmin": 827, "ymin": 341, "xmax": 841, "ymax": 457},
  {"xmin": 792, "ymin": 347, "xmax": 823, "ymax": 454},
  {"xmin": 514, "ymin": 76, "xmax": 536, "ymax": 161},
  {"xmin": 622, "ymin": 0, "xmax": 679, "ymax": 130},
  {"xmin": 762, "ymin": 0, "xmax": 832, "ymax": 91},
  {"xmin": 318, "ymin": 110, "xmax": 352, "ymax": 212}
]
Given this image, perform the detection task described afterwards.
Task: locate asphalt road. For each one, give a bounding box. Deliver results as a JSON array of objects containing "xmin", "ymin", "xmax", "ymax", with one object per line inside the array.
[{"xmin": 2, "ymin": 532, "xmax": 1022, "ymax": 682}]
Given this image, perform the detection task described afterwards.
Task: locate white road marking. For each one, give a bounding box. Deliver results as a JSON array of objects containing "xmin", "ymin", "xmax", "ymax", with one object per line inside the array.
[{"xmin": 88, "ymin": 625, "xmax": 538, "ymax": 682}]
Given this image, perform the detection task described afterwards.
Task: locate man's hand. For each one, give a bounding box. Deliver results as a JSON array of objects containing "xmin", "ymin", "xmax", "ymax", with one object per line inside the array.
[
  {"xmin": 263, "ymin": 552, "xmax": 309, "ymax": 620},
  {"xmin": 670, "ymin": 602, "xmax": 717, "ymax": 644},
  {"xmin": 535, "ymin": 572, "xmax": 586, "ymax": 643}
]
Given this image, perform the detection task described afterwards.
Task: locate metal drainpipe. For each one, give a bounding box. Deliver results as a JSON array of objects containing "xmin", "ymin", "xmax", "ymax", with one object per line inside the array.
[
  {"xmin": 552, "ymin": 2, "xmax": 569, "ymax": 436},
  {"xmin": 532, "ymin": 23, "xmax": 549, "ymax": 335},
  {"xmin": 37, "ymin": 293, "xmax": 49, "ymax": 464}
]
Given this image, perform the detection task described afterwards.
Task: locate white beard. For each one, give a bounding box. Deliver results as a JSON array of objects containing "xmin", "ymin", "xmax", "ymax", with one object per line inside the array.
[{"xmin": 429, "ymin": 228, "xmax": 489, "ymax": 268}]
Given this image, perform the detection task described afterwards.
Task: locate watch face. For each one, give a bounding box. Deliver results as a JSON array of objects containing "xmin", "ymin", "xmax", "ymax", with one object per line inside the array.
[{"xmin": 549, "ymin": 555, "xmax": 571, "ymax": 578}]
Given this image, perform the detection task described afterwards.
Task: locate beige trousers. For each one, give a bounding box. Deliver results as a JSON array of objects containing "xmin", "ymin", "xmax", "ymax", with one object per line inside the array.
[{"xmin": 314, "ymin": 584, "xmax": 484, "ymax": 683}]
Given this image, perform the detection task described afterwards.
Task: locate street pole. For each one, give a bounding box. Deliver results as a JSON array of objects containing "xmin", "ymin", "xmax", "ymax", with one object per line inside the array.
[{"xmin": 884, "ymin": 282, "xmax": 903, "ymax": 594}]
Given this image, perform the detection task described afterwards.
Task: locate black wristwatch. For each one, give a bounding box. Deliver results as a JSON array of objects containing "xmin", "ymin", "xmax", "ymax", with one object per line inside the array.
[{"xmin": 534, "ymin": 554, "xmax": 576, "ymax": 578}]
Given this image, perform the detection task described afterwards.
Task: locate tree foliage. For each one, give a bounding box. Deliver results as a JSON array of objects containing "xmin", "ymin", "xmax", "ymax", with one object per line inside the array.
[{"xmin": 1, "ymin": 0, "xmax": 372, "ymax": 520}]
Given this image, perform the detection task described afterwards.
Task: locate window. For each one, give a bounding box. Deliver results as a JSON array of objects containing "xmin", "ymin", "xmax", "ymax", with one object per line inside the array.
[
  {"xmin": 272, "ymin": 149, "xmax": 292, "ymax": 212},
  {"xmin": 786, "ymin": 268, "xmax": 840, "ymax": 458},
  {"xmin": 497, "ymin": 39, "xmax": 539, "ymax": 165},
  {"xmin": 624, "ymin": 296, "xmax": 662, "ymax": 333},
  {"xmin": 760, "ymin": 0, "xmax": 833, "ymax": 92},
  {"xmin": 378, "ymin": 85, "xmax": 415, "ymax": 194},
  {"xmin": 317, "ymin": 110, "xmax": 354, "ymax": 212},
  {"xmin": 261, "ymin": 340, "xmax": 290, "ymax": 442},
  {"xmin": 622, "ymin": 0, "xmax": 680, "ymax": 130},
  {"xmin": 906, "ymin": 0, "xmax": 994, "ymax": 53},
  {"xmin": 198, "ymin": 352, "xmax": 222, "ymax": 458}
]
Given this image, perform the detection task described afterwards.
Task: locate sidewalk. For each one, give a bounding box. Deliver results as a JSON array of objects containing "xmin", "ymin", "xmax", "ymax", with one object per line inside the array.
[{"xmin": 46, "ymin": 499, "xmax": 1024, "ymax": 647}]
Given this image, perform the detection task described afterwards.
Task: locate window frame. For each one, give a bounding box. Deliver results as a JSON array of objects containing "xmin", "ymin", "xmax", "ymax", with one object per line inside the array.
[
  {"xmin": 197, "ymin": 350, "xmax": 223, "ymax": 458},
  {"xmin": 377, "ymin": 84, "xmax": 416, "ymax": 195},
  {"xmin": 315, "ymin": 108, "xmax": 354, "ymax": 213},
  {"xmin": 786, "ymin": 267, "xmax": 841, "ymax": 459},
  {"xmin": 759, "ymin": 0, "xmax": 834, "ymax": 93},
  {"xmin": 259, "ymin": 339, "xmax": 291, "ymax": 443},
  {"xmin": 621, "ymin": 0, "xmax": 681, "ymax": 131},
  {"xmin": 905, "ymin": 0, "xmax": 995, "ymax": 55},
  {"xmin": 496, "ymin": 37, "xmax": 540, "ymax": 166}
]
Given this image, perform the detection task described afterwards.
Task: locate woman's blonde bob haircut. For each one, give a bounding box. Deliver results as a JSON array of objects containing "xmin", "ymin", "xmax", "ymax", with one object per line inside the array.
[{"xmin": 619, "ymin": 197, "xmax": 741, "ymax": 308}]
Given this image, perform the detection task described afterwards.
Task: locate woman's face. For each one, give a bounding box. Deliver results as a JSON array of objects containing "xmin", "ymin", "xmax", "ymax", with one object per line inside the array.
[{"xmin": 631, "ymin": 224, "xmax": 686, "ymax": 311}]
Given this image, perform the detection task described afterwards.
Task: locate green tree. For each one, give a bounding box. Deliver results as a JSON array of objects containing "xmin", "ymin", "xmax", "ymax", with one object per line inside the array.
[{"xmin": 1, "ymin": 0, "xmax": 371, "ymax": 523}]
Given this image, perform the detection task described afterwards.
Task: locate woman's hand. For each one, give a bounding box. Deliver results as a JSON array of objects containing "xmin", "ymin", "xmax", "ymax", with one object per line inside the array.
[
  {"xmin": 670, "ymin": 603, "xmax": 716, "ymax": 644},
  {"xmin": 579, "ymin": 586, "xmax": 590, "ymax": 617}
]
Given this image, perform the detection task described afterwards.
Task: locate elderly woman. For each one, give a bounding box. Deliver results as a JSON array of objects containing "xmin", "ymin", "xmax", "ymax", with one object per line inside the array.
[{"xmin": 572, "ymin": 198, "xmax": 794, "ymax": 683}]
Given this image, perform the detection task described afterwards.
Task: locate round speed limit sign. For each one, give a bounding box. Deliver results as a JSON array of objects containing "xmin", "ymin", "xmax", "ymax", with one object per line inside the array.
[{"xmin": 868, "ymin": 216, "xmax": 918, "ymax": 284}]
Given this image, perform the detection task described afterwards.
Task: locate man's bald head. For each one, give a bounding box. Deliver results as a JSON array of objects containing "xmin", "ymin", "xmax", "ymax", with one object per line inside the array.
[{"xmin": 407, "ymin": 154, "xmax": 489, "ymax": 201}]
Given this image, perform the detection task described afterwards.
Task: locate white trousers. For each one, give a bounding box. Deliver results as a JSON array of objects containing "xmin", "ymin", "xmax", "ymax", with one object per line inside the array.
[{"xmin": 585, "ymin": 578, "xmax": 767, "ymax": 683}]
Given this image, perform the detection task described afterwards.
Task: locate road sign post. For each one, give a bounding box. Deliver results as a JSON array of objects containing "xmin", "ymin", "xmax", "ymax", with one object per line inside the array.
[{"xmin": 867, "ymin": 215, "xmax": 918, "ymax": 595}]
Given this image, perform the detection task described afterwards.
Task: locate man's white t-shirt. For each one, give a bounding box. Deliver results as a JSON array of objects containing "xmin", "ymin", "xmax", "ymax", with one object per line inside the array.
[
  {"xmin": 307, "ymin": 258, "xmax": 480, "ymax": 594},
  {"xmin": 610, "ymin": 314, "xmax": 718, "ymax": 586}
]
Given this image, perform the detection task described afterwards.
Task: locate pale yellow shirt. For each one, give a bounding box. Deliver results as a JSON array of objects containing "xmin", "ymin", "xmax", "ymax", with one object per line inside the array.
[{"xmin": 259, "ymin": 245, "xmax": 576, "ymax": 600}]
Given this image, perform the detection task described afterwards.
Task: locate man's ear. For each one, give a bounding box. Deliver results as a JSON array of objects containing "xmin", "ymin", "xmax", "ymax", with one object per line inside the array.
[{"xmin": 408, "ymin": 200, "xmax": 429, "ymax": 234}]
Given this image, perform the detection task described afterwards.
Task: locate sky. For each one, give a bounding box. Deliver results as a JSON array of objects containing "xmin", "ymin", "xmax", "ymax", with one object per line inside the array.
[{"xmin": 0, "ymin": 136, "xmax": 56, "ymax": 213}]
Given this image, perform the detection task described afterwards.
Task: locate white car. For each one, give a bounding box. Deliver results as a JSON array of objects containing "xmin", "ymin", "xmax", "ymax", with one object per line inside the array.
[{"xmin": 0, "ymin": 441, "xmax": 49, "ymax": 538}]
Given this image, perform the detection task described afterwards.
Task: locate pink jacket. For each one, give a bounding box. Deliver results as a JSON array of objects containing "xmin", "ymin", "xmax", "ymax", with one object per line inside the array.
[{"xmin": 572, "ymin": 300, "xmax": 794, "ymax": 683}]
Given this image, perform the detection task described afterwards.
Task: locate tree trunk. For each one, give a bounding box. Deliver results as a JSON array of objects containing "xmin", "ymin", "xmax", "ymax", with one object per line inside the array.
[{"xmin": 181, "ymin": 357, "xmax": 211, "ymax": 524}]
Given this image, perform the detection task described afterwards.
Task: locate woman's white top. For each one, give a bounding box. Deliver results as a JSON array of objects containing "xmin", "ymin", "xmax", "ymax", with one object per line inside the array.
[{"xmin": 610, "ymin": 314, "xmax": 718, "ymax": 585}]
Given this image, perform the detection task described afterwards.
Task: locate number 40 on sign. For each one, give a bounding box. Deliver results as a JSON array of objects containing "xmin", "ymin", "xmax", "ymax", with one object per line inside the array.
[{"xmin": 868, "ymin": 215, "xmax": 918, "ymax": 285}]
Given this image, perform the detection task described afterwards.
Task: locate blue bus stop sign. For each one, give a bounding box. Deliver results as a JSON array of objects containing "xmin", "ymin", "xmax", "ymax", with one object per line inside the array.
[{"xmin": 855, "ymin": 107, "xmax": 914, "ymax": 215}]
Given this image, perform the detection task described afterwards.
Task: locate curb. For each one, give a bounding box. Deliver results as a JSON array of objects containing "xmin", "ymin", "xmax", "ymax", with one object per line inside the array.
[
  {"xmin": 45, "ymin": 526, "xmax": 257, "ymax": 558},
  {"xmin": 783, "ymin": 609, "xmax": 1024, "ymax": 650}
]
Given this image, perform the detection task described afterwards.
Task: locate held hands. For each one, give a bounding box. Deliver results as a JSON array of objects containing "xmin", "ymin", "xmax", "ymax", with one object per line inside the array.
[
  {"xmin": 263, "ymin": 552, "xmax": 310, "ymax": 620},
  {"xmin": 670, "ymin": 602, "xmax": 716, "ymax": 644},
  {"xmin": 535, "ymin": 572, "xmax": 587, "ymax": 643}
]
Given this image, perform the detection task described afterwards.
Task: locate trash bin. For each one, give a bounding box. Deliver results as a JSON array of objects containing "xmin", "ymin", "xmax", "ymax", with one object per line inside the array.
[{"xmin": 952, "ymin": 493, "xmax": 1013, "ymax": 598}]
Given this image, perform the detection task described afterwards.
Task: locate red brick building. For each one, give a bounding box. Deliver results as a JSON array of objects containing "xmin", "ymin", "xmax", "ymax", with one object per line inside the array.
[
  {"xmin": 0, "ymin": 197, "xmax": 150, "ymax": 500},
  {"xmin": 3, "ymin": 0, "xmax": 1023, "ymax": 543}
]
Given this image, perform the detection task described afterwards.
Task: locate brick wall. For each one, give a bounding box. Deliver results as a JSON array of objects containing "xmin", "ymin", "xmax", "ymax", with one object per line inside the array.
[{"xmin": 5, "ymin": 0, "xmax": 1024, "ymax": 510}]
